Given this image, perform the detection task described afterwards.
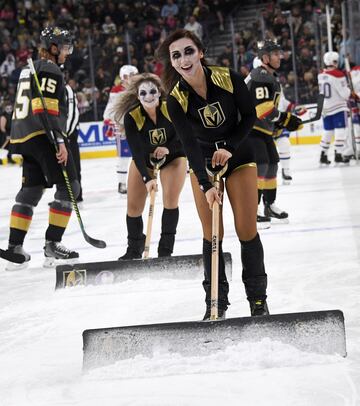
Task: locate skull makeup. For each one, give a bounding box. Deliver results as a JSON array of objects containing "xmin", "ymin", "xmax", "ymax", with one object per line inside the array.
[{"xmin": 138, "ymin": 81, "xmax": 161, "ymax": 109}]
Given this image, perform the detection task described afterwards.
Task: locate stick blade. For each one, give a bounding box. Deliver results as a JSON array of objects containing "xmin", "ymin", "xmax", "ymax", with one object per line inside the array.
[
  {"xmin": 55, "ymin": 253, "xmax": 232, "ymax": 289},
  {"xmin": 302, "ymin": 94, "xmax": 325, "ymax": 124},
  {"xmin": 84, "ymin": 234, "xmax": 106, "ymax": 249},
  {"xmin": 82, "ymin": 310, "xmax": 346, "ymax": 370}
]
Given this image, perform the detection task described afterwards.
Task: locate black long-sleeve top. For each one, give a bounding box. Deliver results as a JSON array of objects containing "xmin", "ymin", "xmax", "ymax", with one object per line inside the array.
[
  {"xmin": 124, "ymin": 100, "xmax": 183, "ymax": 184},
  {"xmin": 167, "ymin": 65, "xmax": 256, "ymax": 193}
]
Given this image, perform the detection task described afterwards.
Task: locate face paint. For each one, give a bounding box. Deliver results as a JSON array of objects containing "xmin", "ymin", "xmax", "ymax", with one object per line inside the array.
[
  {"xmin": 169, "ymin": 38, "xmax": 203, "ymax": 78},
  {"xmin": 138, "ymin": 81, "xmax": 161, "ymax": 109}
]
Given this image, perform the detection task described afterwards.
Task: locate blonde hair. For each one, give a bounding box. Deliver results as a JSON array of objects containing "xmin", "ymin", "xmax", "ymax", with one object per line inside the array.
[{"xmin": 114, "ymin": 73, "xmax": 164, "ymax": 124}]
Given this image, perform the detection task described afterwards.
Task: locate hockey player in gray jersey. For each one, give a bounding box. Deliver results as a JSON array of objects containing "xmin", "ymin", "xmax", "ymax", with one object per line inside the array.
[{"xmin": 245, "ymin": 40, "xmax": 303, "ymax": 227}]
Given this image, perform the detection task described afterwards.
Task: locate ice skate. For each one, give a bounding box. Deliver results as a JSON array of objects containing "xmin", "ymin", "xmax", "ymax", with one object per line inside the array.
[
  {"xmin": 118, "ymin": 182, "xmax": 127, "ymax": 194},
  {"xmin": 334, "ymin": 151, "xmax": 350, "ymax": 165},
  {"xmin": 249, "ymin": 299, "xmax": 269, "ymax": 316},
  {"xmin": 320, "ymin": 151, "xmax": 331, "ymax": 165},
  {"xmin": 257, "ymin": 209, "xmax": 271, "ymax": 230},
  {"xmin": 43, "ymin": 241, "xmax": 79, "ymax": 268},
  {"xmin": 282, "ymin": 168, "xmax": 292, "ymax": 185},
  {"xmin": 264, "ymin": 203, "xmax": 289, "ymax": 224},
  {"xmin": 5, "ymin": 245, "xmax": 31, "ymax": 271}
]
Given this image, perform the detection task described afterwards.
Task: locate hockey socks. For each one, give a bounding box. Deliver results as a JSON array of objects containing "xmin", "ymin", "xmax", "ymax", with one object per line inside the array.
[
  {"xmin": 45, "ymin": 200, "xmax": 72, "ymax": 242},
  {"xmin": 158, "ymin": 207, "xmax": 179, "ymax": 257}
]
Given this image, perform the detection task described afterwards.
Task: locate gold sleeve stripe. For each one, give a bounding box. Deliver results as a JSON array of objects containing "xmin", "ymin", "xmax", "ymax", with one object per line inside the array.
[
  {"xmin": 160, "ymin": 101, "xmax": 171, "ymax": 122},
  {"xmin": 209, "ymin": 66, "xmax": 234, "ymax": 93},
  {"xmin": 10, "ymin": 212, "xmax": 32, "ymax": 231},
  {"xmin": 170, "ymin": 82, "xmax": 189, "ymax": 113},
  {"xmin": 32, "ymin": 97, "xmax": 59, "ymax": 116},
  {"xmin": 49, "ymin": 208, "xmax": 71, "ymax": 228},
  {"xmin": 129, "ymin": 106, "xmax": 146, "ymax": 131},
  {"xmin": 256, "ymin": 101, "xmax": 275, "ymax": 119}
]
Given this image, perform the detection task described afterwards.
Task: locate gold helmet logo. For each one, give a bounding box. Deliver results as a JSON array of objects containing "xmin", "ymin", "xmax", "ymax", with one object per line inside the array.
[
  {"xmin": 198, "ymin": 102, "xmax": 225, "ymax": 128},
  {"xmin": 149, "ymin": 128, "xmax": 166, "ymax": 145}
]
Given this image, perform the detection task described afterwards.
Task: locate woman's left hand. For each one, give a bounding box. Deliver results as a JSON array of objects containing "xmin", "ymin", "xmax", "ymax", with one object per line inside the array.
[
  {"xmin": 153, "ymin": 146, "xmax": 169, "ymax": 159},
  {"xmin": 211, "ymin": 148, "xmax": 232, "ymax": 168}
]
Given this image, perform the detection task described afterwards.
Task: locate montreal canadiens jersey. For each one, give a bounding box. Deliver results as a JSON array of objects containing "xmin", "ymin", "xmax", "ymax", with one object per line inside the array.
[
  {"xmin": 103, "ymin": 83, "xmax": 126, "ymax": 124},
  {"xmin": 10, "ymin": 59, "xmax": 67, "ymax": 147},
  {"xmin": 318, "ymin": 68, "xmax": 350, "ymax": 116}
]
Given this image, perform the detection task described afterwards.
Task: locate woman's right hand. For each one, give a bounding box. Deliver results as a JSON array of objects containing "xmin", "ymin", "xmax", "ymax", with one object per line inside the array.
[
  {"xmin": 145, "ymin": 179, "xmax": 157, "ymax": 194},
  {"xmin": 205, "ymin": 187, "xmax": 222, "ymax": 210}
]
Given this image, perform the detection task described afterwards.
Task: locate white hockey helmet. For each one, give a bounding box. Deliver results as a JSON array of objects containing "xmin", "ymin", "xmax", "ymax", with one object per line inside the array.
[
  {"xmin": 323, "ymin": 51, "xmax": 339, "ymax": 67},
  {"xmin": 252, "ymin": 57, "xmax": 262, "ymax": 69},
  {"xmin": 119, "ymin": 65, "xmax": 139, "ymax": 80}
]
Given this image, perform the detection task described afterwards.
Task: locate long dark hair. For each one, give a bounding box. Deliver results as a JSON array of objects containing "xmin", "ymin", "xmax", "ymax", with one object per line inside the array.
[
  {"xmin": 114, "ymin": 73, "xmax": 164, "ymax": 124},
  {"xmin": 156, "ymin": 29, "xmax": 207, "ymax": 94}
]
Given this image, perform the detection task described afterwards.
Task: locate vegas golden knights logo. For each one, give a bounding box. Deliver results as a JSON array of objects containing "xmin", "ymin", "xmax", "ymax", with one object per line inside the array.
[
  {"xmin": 198, "ymin": 102, "xmax": 225, "ymax": 128},
  {"xmin": 63, "ymin": 270, "xmax": 86, "ymax": 287},
  {"xmin": 149, "ymin": 128, "xmax": 166, "ymax": 145}
]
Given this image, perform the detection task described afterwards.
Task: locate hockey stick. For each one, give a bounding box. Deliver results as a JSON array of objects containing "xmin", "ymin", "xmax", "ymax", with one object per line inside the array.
[
  {"xmin": 27, "ymin": 58, "xmax": 106, "ymax": 249},
  {"xmin": 344, "ymin": 57, "xmax": 359, "ymax": 162},
  {"xmin": 205, "ymin": 161, "xmax": 228, "ymax": 320},
  {"xmin": 143, "ymin": 155, "xmax": 166, "ymax": 259},
  {"xmin": 301, "ymin": 94, "xmax": 325, "ymax": 124}
]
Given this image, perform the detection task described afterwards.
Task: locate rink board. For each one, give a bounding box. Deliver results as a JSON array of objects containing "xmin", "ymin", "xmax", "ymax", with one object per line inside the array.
[
  {"xmin": 82, "ymin": 310, "xmax": 346, "ymax": 369},
  {"xmin": 55, "ymin": 253, "xmax": 232, "ymax": 289}
]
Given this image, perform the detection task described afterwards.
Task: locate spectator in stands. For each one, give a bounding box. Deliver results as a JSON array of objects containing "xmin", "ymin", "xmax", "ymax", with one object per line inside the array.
[
  {"xmin": 184, "ymin": 15, "xmax": 203, "ymax": 40},
  {"xmin": 0, "ymin": 53, "xmax": 15, "ymax": 78},
  {"xmin": 161, "ymin": 0, "xmax": 179, "ymax": 18},
  {"xmin": 102, "ymin": 16, "xmax": 117, "ymax": 35}
]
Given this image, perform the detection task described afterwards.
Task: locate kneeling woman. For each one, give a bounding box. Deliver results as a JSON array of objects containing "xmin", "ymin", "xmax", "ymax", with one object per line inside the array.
[
  {"xmin": 157, "ymin": 29, "xmax": 269, "ymax": 319},
  {"xmin": 115, "ymin": 73, "xmax": 187, "ymax": 259}
]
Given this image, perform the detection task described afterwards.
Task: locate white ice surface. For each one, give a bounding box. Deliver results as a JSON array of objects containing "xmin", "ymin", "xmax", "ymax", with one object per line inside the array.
[{"xmin": 0, "ymin": 144, "xmax": 359, "ymax": 406}]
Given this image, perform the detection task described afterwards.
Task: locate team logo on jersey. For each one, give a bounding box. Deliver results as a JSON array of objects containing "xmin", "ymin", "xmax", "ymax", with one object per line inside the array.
[
  {"xmin": 63, "ymin": 270, "xmax": 86, "ymax": 287},
  {"xmin": 149, "ymin": 128, "xmax": 166, "ymax": 145},
  {"xmin": 198, "ymin": 102, "xmax": 225, "ymax": 128}
]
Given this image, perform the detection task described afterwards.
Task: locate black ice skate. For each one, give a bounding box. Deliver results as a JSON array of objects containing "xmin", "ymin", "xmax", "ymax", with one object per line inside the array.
[
  {"xmin": 249, "ymin": 299, "xmax": 269, "ymax": 316},
  {"xmin": 43, "ymin": 241, "xmax": 79, "ymax": 268},
  {"xmin": 118, "ymin": 182, "xmax": 127, "ymax": 194},
  {"xmin": 320, "ymin": 151, "xmax": 331, "ymax": 165},
  {"xmin": 281, "ymin": 168, "xmax": 292, "ymax": 185},
  {"xmin": 334, "ymin": 152, "xmax": 350, "ymax": 165},
  {"xmin": 203, "ymin": 306, "xmax": 227, "ymax": 321},
  {"xmin": 264, "ymin": 203, "xmax": 289, "ymax": 223},
  {"xmin": 118, "ymin": 249, "xmax": 142, "ymax": 260},
  {"xmin": 4, "ymin": 245, "xmax": 31, "ymax": 271}
]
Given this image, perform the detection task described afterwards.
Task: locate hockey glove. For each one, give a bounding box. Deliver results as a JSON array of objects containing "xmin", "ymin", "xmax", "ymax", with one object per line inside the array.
[{"xmin": 279, "ymin": 112, "xmax": 303, "ymax": 131}]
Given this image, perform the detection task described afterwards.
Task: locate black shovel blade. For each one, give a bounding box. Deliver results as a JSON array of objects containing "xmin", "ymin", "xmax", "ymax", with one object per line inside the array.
[
  {"xmin": 55, "ymin": 253, "xmax": 232, "ymax": 289},
  {"xmin": 82, "ymin": 310, "xmax": 346, "ymax": 370}
]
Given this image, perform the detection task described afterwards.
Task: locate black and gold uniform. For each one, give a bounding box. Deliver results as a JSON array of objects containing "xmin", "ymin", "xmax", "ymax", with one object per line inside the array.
[
  {"xmin": 167, "ymin": 65, "xmax": 268, "ymax": 315},
  {"xmin": 6, "ymin": 47, "xmax": 79, "ymax": 261},
  {"xmin": 167, "ymin": 66, "xmax": 257, "ymax": 193},
  {"xmin": 124, "ymin": 100, "xmax": 185, "ymax": 182}
]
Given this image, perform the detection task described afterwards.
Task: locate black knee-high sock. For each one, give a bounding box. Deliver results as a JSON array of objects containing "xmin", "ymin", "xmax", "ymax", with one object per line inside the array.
[
  {"xmin": 158, "ymin": 207, "xmax": 179, "ymax": 256},
  {"xmin": 126, "ymin": 215, "xmax": 145, "ymax": 253},
  {"xmin": 202, "ymin": 239, "xmax": 229, "ymax": 309},
  {"xmin": 240, "ymin": 233, "xmax": 267, "ymax": 301}
]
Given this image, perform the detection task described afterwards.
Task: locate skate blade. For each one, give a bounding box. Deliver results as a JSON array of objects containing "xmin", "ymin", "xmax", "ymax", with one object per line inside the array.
[
  {"xmin": 5, "ymin": 261, "xmax": 30, "ymax": 271},
  {"xmin": 282, "ymin": 179, "xmax": 291, "ymax": 185},
  {"xmin": 257, "ymin": 222, "xmax": 271, "ymax": 230},
  {"xmin": 43, "ymin": 257, "xmax": 79, "ymax": 269},
  {"xmin": 270, "ymin": 217, "xmax": 289, "ymax": 225}
]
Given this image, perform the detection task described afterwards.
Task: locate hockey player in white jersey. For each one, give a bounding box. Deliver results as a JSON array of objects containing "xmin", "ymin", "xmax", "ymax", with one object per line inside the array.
[
  {"xmin": 103, "ymin": 65, "xmax": 139, "ymax": 193},
  {"xmin": 349, "ymin": 65, "xmax": 360, "ymax": 158},
  {"xmin": 318, "ymin": 51, "xmax": 351, "ymax": 164}
]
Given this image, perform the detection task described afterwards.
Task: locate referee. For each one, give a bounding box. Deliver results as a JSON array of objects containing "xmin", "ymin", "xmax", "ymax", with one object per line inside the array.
[{"xmin": 66, "ymin": 79, "xmax": 83, "ymax": 202}]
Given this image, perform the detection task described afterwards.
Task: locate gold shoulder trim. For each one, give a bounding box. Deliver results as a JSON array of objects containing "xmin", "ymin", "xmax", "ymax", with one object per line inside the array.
[
  {"xmin": 129, "ymin": 105, "xmax": 146, "ymax": 131},
  {"xmin": 170, "ymin": 82, "xmax": 189, "ymax": 113},
  {"xmin": 160, "ymin": 101, "xmax": 171, "ymax": 122},
  {"xmin": 209, "ymin": 66, "xmax": 233, "ymax": 94}
]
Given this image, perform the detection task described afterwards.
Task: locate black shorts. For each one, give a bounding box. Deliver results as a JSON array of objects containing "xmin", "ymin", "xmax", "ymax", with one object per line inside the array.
[
  {"xmin": 145, "ymin": 150, "xmax": 186, "ymax": 171},
  {"xmin": 21, "ymin": 136, "xmax": 77, "ymax": 188},
  {"xmin": 249, "ymin": 129, "xmax": 279, "ymax": 165}
]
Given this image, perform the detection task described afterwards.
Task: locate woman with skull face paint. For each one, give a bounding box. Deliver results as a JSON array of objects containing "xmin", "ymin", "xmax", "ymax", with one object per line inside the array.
[
  {"xmin": 157, "ymin": 29, "xmax": 269, "ymax": 320},
  {"xmin": 114, "ymin": 73, "xmax": 187, "ymax": 259}
]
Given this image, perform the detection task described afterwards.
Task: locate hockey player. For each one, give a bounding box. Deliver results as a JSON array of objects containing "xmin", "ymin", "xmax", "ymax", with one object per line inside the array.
[
  {"xmin": 103, "ymin": 64, "xmax": 139, "ymax": 194},
  {"xmin": 1, "ymin": 26, "xmax": 80, "ymax": 269},
  {"xmin": 114, "ymin": 73, "xmax": 186, "ymax": 259},
  {"xmin": 318, "ymin": 51, "xmax": 351, "ymax": 164},
  {"xmin": 349, "ymin": 65, "xmax": 360, "ymax": 158},
  {"xmin": 246, "ymin": 40, "xmax": 303, "ymax": 227}
]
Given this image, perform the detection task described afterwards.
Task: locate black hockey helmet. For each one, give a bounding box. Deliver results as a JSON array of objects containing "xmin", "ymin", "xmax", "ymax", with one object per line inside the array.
[
  {"xmin": 257, "ymin": 40, "xmax": 281, "ymax": 58},
  {"xmin": 40, "ymin": 26, "xmax": 73, "ymax": 53}
]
